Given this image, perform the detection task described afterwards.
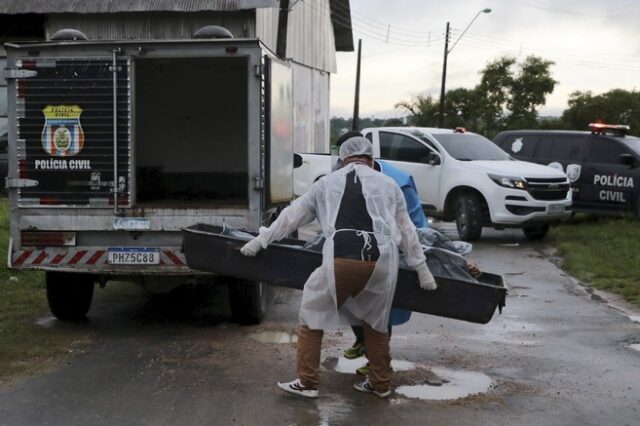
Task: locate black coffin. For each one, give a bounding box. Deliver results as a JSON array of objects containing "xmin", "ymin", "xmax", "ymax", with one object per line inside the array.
[{"xmin": 182, "ymin": 224, "xmax": 507, "ymax": 324}]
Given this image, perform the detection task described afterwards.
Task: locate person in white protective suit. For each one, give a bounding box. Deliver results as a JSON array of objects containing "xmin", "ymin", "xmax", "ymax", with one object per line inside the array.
[{"xmin": 240, "ymin": 136, "xmax": 436, "ymax": 399}]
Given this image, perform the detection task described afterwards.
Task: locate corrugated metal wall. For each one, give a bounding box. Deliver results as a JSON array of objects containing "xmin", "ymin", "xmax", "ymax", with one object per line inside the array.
[
  {"xmin": 286, "ymin": 0, "xmax": 336, "ymax": 73},
  {"xmin": 47, "ymin": 11, "xmax": 255, "ymax": 40},
  {"xmin": 0, "ymin": 0, "xmax": 279, "ymax": 14},
  {"xmin": 256, "ymin": 0, "xmax": 337, "ymax": 73}
]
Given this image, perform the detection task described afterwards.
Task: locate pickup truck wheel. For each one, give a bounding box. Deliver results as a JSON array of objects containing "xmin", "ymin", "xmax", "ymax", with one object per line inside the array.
[
  {"xmin": 46, "ymin": 272, "xmax": 95, "ymax": 321},
  {"xmin": 455, "ymin": 194, "xmax": 483, "ymax": 241},
  {"xmin": 228, "ymin": 279, "xmax": 266, "ymax": 325},
  {"xmin": 522, "ymin": 224, "xmax": 550, "ymax": 241}
]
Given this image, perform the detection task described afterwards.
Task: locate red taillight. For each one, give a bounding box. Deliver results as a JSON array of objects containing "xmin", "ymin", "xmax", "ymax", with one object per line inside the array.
[
  {"xmin": 19, "ymin": 59, "xmax": 37, "ymax": 70},
  {"xmin": 18, "ymin": 160, "xmax": 27, "ymax": 178},
  {"xmin": 17, "ymin": 80, "xmax": 26, "ymax": 97},
  {"xmin": 21, "ymin": 231, "xmax": 76, "ymax": 247},
  {"xmin": 454, "ymin": 127, "xmax": 467, "ymax": 133},
  {"xmin": 108, "ymin": 195, "xmax": 129, "ymax": 206},
  {"xmin": 39, "ymin": 197, "xmax": 61, "ymax": 205}
]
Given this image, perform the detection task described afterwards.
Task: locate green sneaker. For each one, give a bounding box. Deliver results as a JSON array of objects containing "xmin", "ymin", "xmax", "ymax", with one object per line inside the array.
[
  {"xmin": 343, "ymin": 342, "xmax": 366, "ymax": 360},
  {"xmin": 356, "ymin": 363, "xmax": 370, "ymax": 376},
  {"xmin": 356, "ymin": 362, "xmax": 393, "ymax": 376}
]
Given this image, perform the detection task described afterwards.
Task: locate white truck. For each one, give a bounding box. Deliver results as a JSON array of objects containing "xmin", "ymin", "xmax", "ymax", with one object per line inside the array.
[
  {"xmin": 5, "ymin": 30, "xmax": 297, "ymax": 323},
  {"xmin": 294, "ymin": 127, "xmax": 572, "ymax": 241}
]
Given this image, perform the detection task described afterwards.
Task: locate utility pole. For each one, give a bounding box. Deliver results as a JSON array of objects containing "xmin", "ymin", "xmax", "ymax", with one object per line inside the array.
[
  {"xmin": 437, "ymin": 22, "xmax": 450, "ymax": 128},
  {"xmin": 438, "ymin": 9, "xmax": 491, "ymax": 128},
  {"xmin": 352, "ymin": 38, "xmax": 362, "ymax": 131}
]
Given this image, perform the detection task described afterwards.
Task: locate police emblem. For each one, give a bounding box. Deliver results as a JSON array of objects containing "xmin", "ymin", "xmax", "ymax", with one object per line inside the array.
[
  {"xmin": 566, "ymin": 164, "xmax": 582, "ymax": 183},
  {"xmin": 41, "ymin": 105, "xmax": 85, "ymax": 156},
  {"xmin": 511, "ymin": 138, "xmax": 523, "ymax": 153}
]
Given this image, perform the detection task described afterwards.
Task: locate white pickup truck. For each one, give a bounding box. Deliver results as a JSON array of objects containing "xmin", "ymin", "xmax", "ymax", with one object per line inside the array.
[{"xmin": 294, "ymin": 127, "xmax": 572, "ymax": 241}]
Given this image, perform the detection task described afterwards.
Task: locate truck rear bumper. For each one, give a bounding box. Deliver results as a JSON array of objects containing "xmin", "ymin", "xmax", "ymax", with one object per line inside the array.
[{"xmin": 9, "ymin": 245, "xmax": 195, "ymax": 275}]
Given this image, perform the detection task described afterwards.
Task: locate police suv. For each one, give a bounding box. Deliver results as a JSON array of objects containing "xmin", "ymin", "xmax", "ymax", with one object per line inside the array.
[{"xmin": 494, "ymin": 123, "xmax": 640, "ymax": 217}]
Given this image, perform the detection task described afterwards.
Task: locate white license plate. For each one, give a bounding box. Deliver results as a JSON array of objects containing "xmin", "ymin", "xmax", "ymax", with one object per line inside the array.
[
  {"xmin": 108, "ymin": 248, "xmax": 160, "ymax": 265},
  {"xmin": 547, "ymin": 204, "xmax": 565, "ymax": 214}
]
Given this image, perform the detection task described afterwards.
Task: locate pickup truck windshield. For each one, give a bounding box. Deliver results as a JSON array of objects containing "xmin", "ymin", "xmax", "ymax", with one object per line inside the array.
[{"xmin": 429, "ymin": 134, "xmax": 511, "ymax": 161}]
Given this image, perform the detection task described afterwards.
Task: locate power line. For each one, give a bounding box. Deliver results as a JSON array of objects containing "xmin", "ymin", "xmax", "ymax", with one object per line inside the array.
[
  {"xmin": 306, "ymin": 1, "xmax": 445, "ymax": 46},
  {"xmin": 500, "ymin": 0, "xmax": 640, "ymax": 19},
  {"xmin": 462, "ymin": 31, "xmax": 640, "ymax": 65},
  {"xmin": 329, "ymin": 0, "xmax": 435, "ymax": 37},
  {"xmin": 452, "ymin": 37, "xmax": 640, "ymax": 73}
]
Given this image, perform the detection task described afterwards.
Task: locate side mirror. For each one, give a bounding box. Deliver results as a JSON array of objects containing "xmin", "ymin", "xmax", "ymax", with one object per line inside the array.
[
  {"xmin": 619, "ymin": 153, "xmax": 636, "ymax": 168},
  {"xmin": 427, "ymin": 151, "xmax": 441, "ymax": 166},
  {"xmin": 293, "ymin": 153, "xmax": 303, "ymax": 168}
]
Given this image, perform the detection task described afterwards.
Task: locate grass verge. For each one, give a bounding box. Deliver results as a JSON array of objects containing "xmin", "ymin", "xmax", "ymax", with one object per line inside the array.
[
  {"xmin": 550, "ymin": 215, "xmax": 640, "ymax": 308},
  {"xmin": 0, "ymin": 199, "xmax": 90, "ymax": 384}
]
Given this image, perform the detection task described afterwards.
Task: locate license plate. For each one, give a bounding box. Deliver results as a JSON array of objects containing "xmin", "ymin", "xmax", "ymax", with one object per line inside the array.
[
  {"xmin": 108, "ymin": 248, "xmax": 160, "ymax": 265},
  {"xmin": 547, "ymin": 204, "xmax": 565, "ymax": 214}
]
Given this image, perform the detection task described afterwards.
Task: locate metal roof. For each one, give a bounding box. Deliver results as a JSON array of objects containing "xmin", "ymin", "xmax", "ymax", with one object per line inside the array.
[
  {"xmin": 0, "ymin": 0, "xmax": 353, "ymax": 51},
  {"xmin": 0, "ymin": 0, "xmax": 280, "ymax": 14}
]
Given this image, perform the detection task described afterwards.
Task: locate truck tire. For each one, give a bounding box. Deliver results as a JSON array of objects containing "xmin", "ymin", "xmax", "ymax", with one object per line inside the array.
[
  {"xmin": 46, "ymin": 272, "xmax": 95, "ymax": 321},
  {"xmin": 522, "ymin": 224, "xmax": 550, "ymax": 241},
  {"xmin": 228, "ymin": 279, "xmax": 266, "ymax": 325},
  {"xmin": 455, "ymin": 194, "xmax": 483, "ymax": 241}
]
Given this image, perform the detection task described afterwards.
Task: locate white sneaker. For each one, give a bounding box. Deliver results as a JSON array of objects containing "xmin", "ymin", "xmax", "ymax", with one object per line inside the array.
[
  {"xmin": 277, "ymin": 378, "xmax": 319, "ymax": 398},
  {"xmin": 353, "ymin": 378, "xmax": 391, "ymax": 398}
]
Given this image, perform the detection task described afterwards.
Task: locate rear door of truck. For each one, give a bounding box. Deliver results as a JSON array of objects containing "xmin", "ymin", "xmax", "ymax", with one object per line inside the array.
[{"xmin": 13, "ymin": 56, "xmax": 130, "ymax": 208}]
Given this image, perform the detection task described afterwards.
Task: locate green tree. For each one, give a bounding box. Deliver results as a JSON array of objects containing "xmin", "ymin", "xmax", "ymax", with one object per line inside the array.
[
  {"xmin": 445, "ymin": 87, "xmax": 481, "ymax": 130},
  {"xmin": 395, "ymin": 94, "xmax": 439, "ymax": 127},
  {"xmin": 477, "ymin": 56, "xmax": 515, "ymax": 135},
  {"xmin": 561, "ymin": 89, "xmax": 640, "ymax": 135},
  {"xmin": 506, "ymin": 56, "xmax": 556, "ymax": 129},
  {"xmin": 395, "ymin": 55, "xmax": 556, "ymax": 137}
]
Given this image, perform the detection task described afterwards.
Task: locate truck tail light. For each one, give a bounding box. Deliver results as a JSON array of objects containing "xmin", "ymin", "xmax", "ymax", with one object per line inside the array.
[
  {"xmin": 17, "ymin": 59, "xmax": 37, "ymax": 70},
  {"xmin": 39, "ymin": 197, "xmax": 61, "ymax": 205},
  {"xmin": 18, "ymin": 160, "xmax": 27, "ymax": 178},
  {"xmin": 21, "ymin": 231, "xmax": 76, "ymax": 247},
  {"xmin": 17, "ymin": 80, "xmax": 26, "ymax": 97}
]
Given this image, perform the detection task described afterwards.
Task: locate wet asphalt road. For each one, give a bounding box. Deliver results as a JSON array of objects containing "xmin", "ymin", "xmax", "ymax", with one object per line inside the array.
[{"xmin": 1, "ymin": 226, "xmax": 640, "ymax": 426}]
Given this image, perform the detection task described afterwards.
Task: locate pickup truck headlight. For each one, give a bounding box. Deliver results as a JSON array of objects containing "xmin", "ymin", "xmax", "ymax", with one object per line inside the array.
[{"xmin": 488, "ymin": 174, "xmax": 527, "ymax": 190}]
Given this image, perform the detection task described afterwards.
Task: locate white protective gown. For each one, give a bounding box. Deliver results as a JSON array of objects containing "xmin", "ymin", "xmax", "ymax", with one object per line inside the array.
[{"xmin": 257, "ymin": 163, "xmax": 426, "ymax": 332}]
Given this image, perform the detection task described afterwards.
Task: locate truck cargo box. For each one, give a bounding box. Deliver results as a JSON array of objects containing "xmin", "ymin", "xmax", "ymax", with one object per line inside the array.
[{"xmin": 182, "ymin": 224, "xmax": 507, "ymax": 324}]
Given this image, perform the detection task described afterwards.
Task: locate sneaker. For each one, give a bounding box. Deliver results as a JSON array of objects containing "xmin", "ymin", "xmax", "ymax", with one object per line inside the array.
[
  {"xmin": 343, "ymin": 342, "xmax": 366, "ymax": 360},
  {"xmin": 277, "ymin": 379, "xmax": 319, "ymax": 399},
  {"xmin": 353, "ymin": 378, "xmax": 391, "ymax": 398},
  {"xmin": 356, "ymin": 362, "xmax": 393, "ymax": 377},
  {"xmin": 356, "ymin": 363, "xmax": 370, "ymax": 376}
]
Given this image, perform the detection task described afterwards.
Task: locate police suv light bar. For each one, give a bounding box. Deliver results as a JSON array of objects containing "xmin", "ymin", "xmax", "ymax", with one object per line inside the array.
[{"xmin": 588, "ymin": 122, "xmax": 630, "ymax": 135}]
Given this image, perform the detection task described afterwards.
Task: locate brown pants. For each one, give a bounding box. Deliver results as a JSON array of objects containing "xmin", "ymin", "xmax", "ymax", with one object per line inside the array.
[{"xmin": 297, "ymin": 258, "xmax": 391, "ymax": 392}]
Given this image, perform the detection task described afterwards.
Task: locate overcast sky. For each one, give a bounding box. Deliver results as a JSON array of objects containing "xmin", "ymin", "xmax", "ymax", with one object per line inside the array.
[{"xmin": 328, "ymin": 0, "xmax": 640, "ymax": 120}]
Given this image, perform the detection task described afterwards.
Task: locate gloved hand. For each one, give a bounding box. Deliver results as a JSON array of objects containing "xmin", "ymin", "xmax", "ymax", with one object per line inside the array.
[
  {"xmin": 415, "ymin": 263, "xmax": 437, "ymax": 291},
  {"xmin": 240, "ymin": 237, "xmax": 263, "ymax": 257}
]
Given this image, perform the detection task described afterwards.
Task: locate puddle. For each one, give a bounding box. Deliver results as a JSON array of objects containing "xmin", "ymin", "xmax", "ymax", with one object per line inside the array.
[
  {"xmin": 628, "ymin": 315, "xmax": 640, "ymax": 324},
  {"xmin": 329, "ymin": 357, "xmax": 417, "ymax": 374},
  {"xmin": 317, "ymin": 397, "xmax": 352, "ymax": 426},
  {"xmin": 395, "ymin": 368, "xmax": 492, "ymax": 401},
  {"xmin": 628, "ymin": 344, "xmax": 640, "ymax": 353},
  {"xmin": 35, "ymin": 316, "xmax": 57, "ymax": 328},
  {"xmin": 248, "ymin": 331, "xmax": 297, "ymax": 344}
]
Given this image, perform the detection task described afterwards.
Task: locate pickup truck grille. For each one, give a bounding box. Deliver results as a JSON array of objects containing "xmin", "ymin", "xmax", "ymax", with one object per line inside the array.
[{"xmin": 526, "ymin": 178, "xmax": 570, "ymax": 201}]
